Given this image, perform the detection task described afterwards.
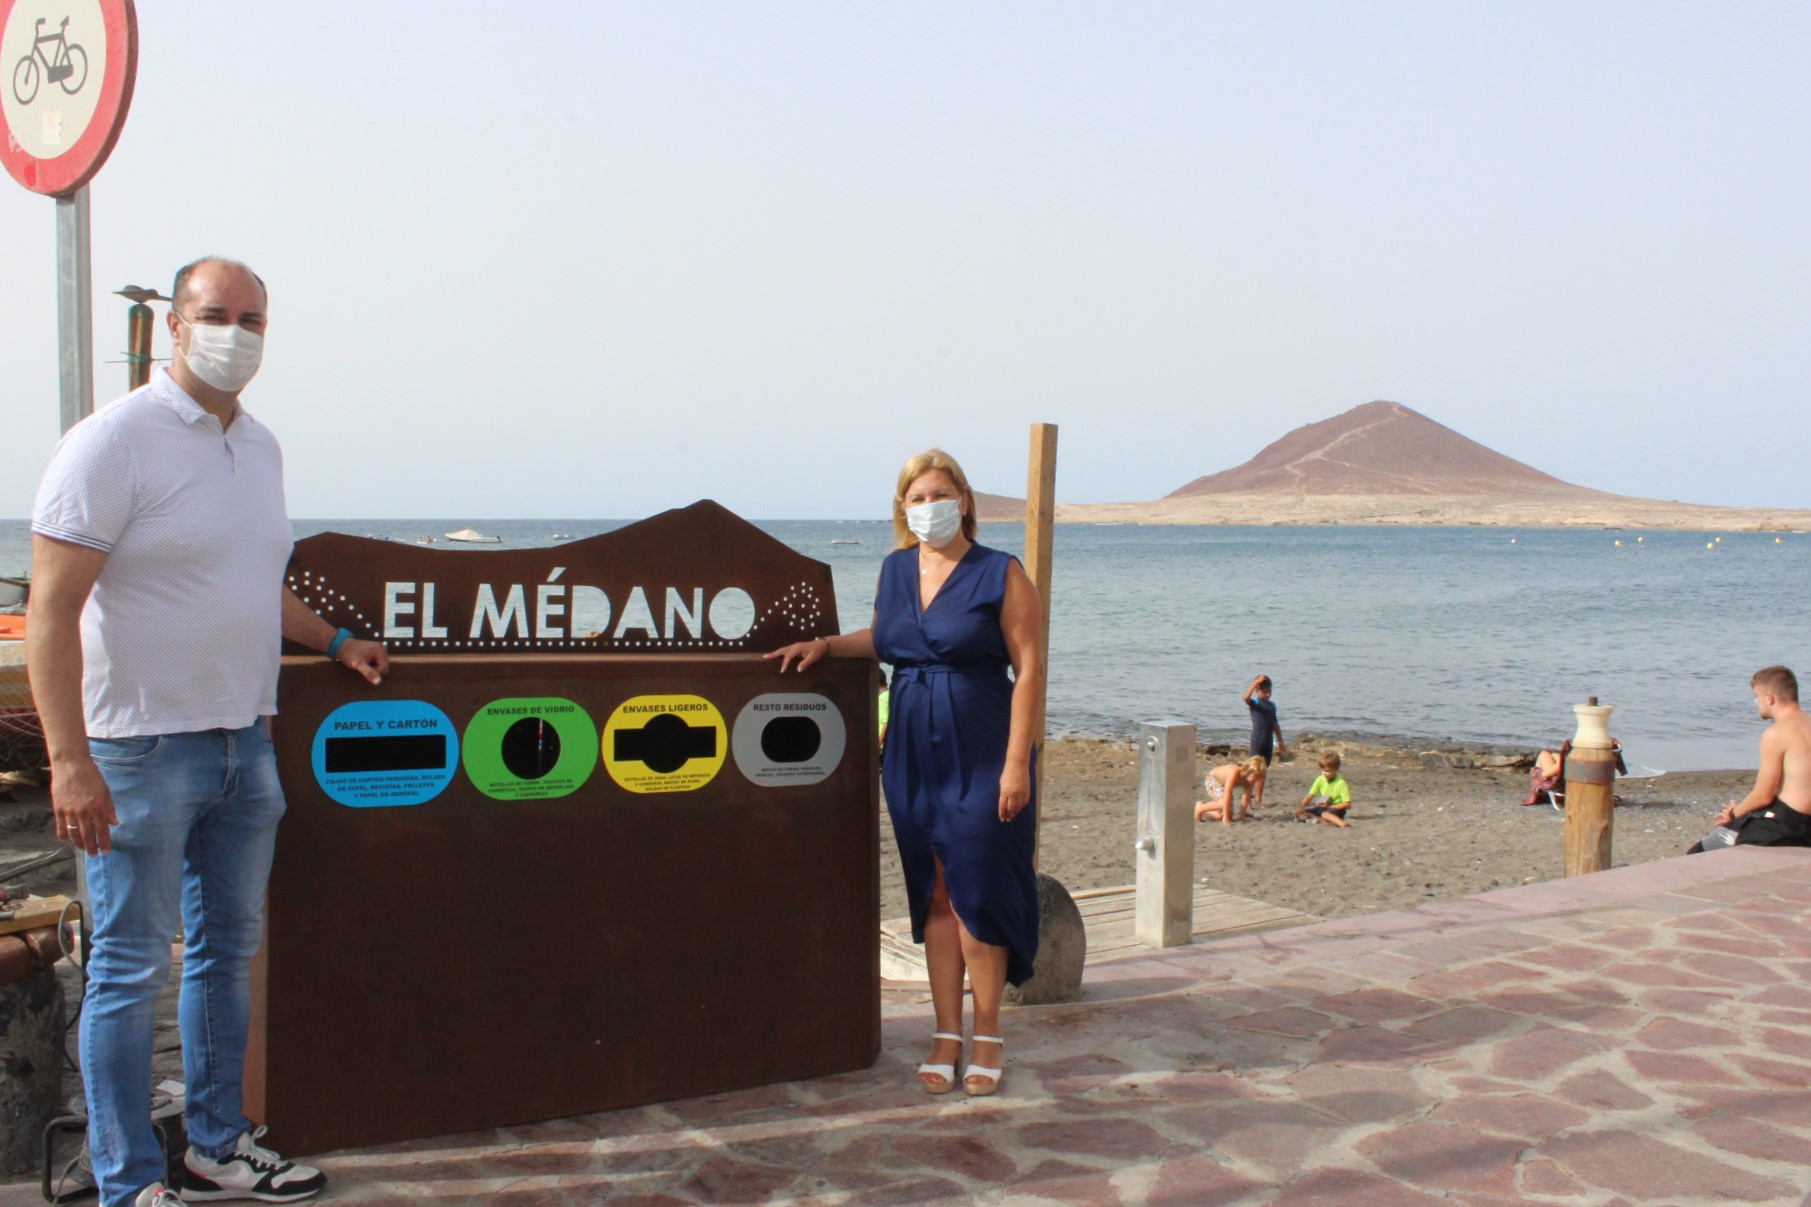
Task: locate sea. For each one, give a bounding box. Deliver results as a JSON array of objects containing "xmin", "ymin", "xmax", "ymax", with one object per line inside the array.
[{"xmin": 4, "ymin": 517, "xmax": 1807, "ymax": 772}]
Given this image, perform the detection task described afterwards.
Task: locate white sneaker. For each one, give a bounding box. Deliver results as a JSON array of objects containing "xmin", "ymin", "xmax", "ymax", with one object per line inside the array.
[
  {"xmin": 181, "ymin": 1127, "xmax": 325, "ymax": 1202},
  {"xmin": 135, "ymin": 1184, "xmax": 187, "ymax": 1207}
]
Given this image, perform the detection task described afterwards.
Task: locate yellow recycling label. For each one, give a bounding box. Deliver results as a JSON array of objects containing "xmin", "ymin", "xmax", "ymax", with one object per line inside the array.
[{"xmin": 602, "ymin": 693, "xmax": 727, "ymax": 793}]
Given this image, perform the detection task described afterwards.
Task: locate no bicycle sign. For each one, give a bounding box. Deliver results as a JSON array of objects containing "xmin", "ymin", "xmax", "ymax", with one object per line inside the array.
[{"xmin": 0, "ymin": 0, "xmax": 135, "ymax": 196}]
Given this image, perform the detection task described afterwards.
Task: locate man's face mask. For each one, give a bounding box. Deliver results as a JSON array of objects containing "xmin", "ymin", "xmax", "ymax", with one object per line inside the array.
[{"xmin": 179, "ymin": 316, "xmax": 264, "ymax": 393}]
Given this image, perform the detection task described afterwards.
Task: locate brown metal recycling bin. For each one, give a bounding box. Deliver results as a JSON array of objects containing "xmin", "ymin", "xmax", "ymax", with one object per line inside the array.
[{"xmin": 246, "ymin": 503, "xmax": 879, "ymax": 1154}]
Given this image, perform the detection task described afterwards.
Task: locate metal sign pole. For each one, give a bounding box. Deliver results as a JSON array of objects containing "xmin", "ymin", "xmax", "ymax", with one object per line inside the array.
[
  {"xmin": 55, "ymin": 185, "xmax": 94, "ymax": 432},
  {"xmin": 54, "ymin": 187, "xmax": 96, "ymax": 947}
]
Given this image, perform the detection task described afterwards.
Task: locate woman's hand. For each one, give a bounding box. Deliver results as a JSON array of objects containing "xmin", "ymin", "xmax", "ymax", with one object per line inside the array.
[
  {"xmin": 998, "ymin": 760, "xmax": 1032, "ymax": 822},
  {"xmin": 764, "ymin": 637, "xmax": 831, "ymax": 673}
]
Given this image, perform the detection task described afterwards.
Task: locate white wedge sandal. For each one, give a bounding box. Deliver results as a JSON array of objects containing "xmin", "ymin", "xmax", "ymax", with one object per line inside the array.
[
  {"xmin": 964, "ymin": 1035, "xmax": 1004, "ymax": 1097},
  {"xmin": 918, "ymin": 1031, "xmax": 964, "ymax": 1095}
]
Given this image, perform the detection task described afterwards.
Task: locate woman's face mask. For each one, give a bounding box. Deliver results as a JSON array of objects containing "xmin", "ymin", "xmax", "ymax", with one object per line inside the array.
[{"xmin": 906, "ymin": 499, "xmax": 963, "ymax": 548}]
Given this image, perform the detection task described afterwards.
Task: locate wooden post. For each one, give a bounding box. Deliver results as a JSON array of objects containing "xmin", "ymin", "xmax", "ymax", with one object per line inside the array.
[
  {"xmin": 1563, "ymin": 696, "xmax": 1616, "ymax": 877},
  {"xmin": 1024, "ymin": 423, "xmax": 1057, "ymax": 864},
  {"xmin": 127, "ymin": 301, "xmax": 154, "ymax": 390},
  {"xmin": 1134, "ymin": 722, "xmax": 1196, "ymax": 947}
]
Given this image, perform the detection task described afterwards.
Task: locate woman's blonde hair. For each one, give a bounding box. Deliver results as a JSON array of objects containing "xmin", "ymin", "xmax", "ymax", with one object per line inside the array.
[
  {"xmin": 1241, "ymin": 756, "xmax": 1268, "ymax": 781},
  {"xmin": 892, "ymin": 448, "xmax": 979, "ymax": 549}
]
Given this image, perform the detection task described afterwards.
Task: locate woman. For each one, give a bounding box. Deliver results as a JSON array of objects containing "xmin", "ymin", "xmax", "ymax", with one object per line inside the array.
[
  {"xmin": 1195, "ymin": 756, "xmax": 1268, "ymax": 825},
  {"xmin": 768, "ymin": 449, "xmax": 1043, "ymax": 1097}
]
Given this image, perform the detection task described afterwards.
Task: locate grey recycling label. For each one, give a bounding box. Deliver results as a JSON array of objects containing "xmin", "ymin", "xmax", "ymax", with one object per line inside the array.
[{"xmin": 731, "ymin": 692, "xmax": 847, "ymax": 787}]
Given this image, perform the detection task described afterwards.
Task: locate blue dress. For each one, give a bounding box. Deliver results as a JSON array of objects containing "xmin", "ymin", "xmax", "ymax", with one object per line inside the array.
[{"xmin": 874, "ymin": 543, "xmax": 1039, "ymax": 986}]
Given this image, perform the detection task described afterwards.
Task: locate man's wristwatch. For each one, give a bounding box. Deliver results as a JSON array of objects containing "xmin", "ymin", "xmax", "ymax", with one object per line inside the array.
[{"xmin": 325, "ymin": 628, "xmax": 354, "ymax": 660}]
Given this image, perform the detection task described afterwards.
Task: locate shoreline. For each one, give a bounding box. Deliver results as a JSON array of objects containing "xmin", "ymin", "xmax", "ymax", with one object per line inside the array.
[
  {"xmin": 1049, "ymin": 726, "xmax": 1750, "ymax": 777},
  {"xmin": 984, "ymin": 491, "xmax": 1811, "ymax": 531}
]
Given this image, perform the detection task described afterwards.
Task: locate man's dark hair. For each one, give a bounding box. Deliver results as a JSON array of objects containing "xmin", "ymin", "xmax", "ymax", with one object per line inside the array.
[
  {"xmin": 1255, "ymin": 675, "xmax": 1272, "ymax": 691},
  {"xmin": 1752, "ymin": 665, "xmax": 1799, "ymax": 703},
  {"xmin": 171, "ymin": 257, "xmax": 268, "ymax": 316}
]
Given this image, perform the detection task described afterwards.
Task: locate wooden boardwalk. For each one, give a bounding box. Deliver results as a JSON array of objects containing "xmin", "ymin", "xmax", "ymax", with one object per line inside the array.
[{"xmin": 880, "ymin": 884, "xmax": 1317, "ymax": 981}]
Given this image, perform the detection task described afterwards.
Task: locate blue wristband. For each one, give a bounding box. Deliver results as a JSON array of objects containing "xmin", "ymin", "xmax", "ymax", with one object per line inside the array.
[{"xmin": 325, "ymin": 628, "xmax": 354, "ymax": 660}]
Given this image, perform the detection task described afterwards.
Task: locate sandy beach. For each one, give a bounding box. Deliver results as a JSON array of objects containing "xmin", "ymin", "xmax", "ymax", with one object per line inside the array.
[{"xmin": 877, "ymin": 736, "xmax": 1753, "ymax": 926}]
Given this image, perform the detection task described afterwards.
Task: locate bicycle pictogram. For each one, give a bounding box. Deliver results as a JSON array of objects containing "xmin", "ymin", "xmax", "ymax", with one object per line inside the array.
[{"xmin": 12, "ymin": 16, "xmax": 88, "ymax": 106}]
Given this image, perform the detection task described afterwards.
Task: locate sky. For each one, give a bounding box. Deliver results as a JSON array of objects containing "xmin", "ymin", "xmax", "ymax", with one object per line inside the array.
[{"xmin": 2, "ymin": 1, "xmax": 1807, "ymax": 520}]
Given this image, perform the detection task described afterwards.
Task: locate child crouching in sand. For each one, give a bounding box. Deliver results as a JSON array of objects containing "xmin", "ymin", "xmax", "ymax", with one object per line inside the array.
[
  {"xmin": 1297, "ymin": 752, "xmax": 1353, "ymax": 828},
  {"xmin": 1197, "ymin": 756, "xmax": 1268, "ymax": 825}
]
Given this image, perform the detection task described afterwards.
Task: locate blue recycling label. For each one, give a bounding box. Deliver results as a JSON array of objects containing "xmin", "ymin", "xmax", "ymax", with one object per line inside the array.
[{"xmin": 310, "ymin": 700, "xmax": 459, "ymax": 808}]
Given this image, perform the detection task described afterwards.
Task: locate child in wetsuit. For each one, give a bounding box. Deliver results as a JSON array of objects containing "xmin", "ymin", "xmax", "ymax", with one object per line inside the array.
[
  {"xmin": 1297, "ymin": 752, "xmax": 1352, "ymax": 828},
  {"xmin": 1244, "ymin": 674, "xmax": 1286, "ymax": 764}
]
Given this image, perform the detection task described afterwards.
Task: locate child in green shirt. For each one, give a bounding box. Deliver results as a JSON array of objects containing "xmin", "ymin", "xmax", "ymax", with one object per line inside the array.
[
  {"xmin": 1297, "ymin": 751, "xmax": 1352, "ymax": 828},
  {"xmin": 878, "ymin": 669, "xmax": 891, "ymax": 750}
]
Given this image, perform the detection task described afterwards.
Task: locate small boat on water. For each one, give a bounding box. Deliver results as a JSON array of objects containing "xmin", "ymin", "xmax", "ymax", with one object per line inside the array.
[
  {"xmin": 829, "ymin": 538, "xmax": 860, "ymax": 545},
  {"xmin": 0, "ymin": 576, "xmax": 27, "ymax": 610},
  {"xmin": 444, "ymin": 529, "xmax": 502, "ymax": 544}
]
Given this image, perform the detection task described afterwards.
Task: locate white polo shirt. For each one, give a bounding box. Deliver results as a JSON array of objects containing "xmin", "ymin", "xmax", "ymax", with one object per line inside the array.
[{"xmin": 32, "ymin": 369, "xmax": 294, "ymax": 738}]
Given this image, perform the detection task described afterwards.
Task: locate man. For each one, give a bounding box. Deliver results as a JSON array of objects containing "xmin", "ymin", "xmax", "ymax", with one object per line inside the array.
[
  {"xmin": 28, "ymin": 258, "xmax": 388, "ymax": 1207},
  {"xmin": 1688, "ymin": 665, "xmax": 1811, "ymax": 853},
  {"xmin": 1243, "ymin": 673, "xmax": 1287, "ymax": 765}
]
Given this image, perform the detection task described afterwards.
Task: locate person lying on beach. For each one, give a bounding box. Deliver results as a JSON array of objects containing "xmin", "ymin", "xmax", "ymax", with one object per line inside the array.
[
  {"xmin": 1523, "ymin": 746, "xmax": 1565, "ymax": 806},
  {"xmin": 1521, "ymin": 740, "xmax": 1625, "ymax": 807},
  {"xmin": 1688, "ymin": 665, "xmax": 1811, "ymax": 853},
  {"xmin": 1196, "ymin": 756, "xmax": 1268, "ymax": 825},
  {"xmin": 1296, "ymin": 752, "xmax": 1352, "ymax": 828}
]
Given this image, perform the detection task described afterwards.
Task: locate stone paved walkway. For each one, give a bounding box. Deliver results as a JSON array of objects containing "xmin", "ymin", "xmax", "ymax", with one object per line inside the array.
[{"xmin": 7, "ymin": 847, "xmax": 1809, "ymax": 1206}]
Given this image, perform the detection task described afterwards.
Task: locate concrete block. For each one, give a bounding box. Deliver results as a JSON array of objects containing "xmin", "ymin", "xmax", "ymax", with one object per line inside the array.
[{"xmin": 1006, "ymin": 874, "xmax": 1085, "ymax": 1006}]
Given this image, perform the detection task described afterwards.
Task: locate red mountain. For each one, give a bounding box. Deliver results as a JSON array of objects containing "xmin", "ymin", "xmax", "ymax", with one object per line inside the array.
[{"xmin": 1167, "ymin": 401, "xmax": 1591, "ymax": 498}]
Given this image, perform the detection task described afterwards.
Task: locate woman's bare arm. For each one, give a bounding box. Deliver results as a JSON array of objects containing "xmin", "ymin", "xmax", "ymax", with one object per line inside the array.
[{"xmin": 997, "ymin": 561, "xmax": 1044, "ymax": 822}]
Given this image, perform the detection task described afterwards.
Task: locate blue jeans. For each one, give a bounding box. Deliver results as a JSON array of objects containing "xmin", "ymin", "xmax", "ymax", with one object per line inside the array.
[{"xmin": 82, "ymin": 724, "xmax": 286, "ymax": 1207}]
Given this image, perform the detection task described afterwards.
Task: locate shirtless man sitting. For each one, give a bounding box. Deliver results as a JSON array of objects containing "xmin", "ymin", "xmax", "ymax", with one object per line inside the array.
[{"xmin": 1688, "ymin": 665, "xmax": 1811, "ymax": 853}]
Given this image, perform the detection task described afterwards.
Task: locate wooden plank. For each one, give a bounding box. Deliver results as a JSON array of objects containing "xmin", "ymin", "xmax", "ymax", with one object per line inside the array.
[
  {"xmin": 0, "ymin": 894, "xmax": 73, "ymax": 936},
  {"xmin": 879, "ymin": 883, "xmax": 1316, "ymax": 978},
  {"xmin": 1024, "ymin": 423, "xmax": 1057, "ymax": 866}
]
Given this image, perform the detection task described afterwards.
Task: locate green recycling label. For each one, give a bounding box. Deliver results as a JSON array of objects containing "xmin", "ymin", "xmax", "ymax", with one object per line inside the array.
[{"xmin": 460, "ymin": 696, "xmax": 599, "ymax": 800}]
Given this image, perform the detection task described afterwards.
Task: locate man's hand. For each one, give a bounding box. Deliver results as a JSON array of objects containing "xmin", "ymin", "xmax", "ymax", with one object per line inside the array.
[
  {"xmin": 1715, "ymin": 800, "xmax": 1739, "ymax": 827},
  {"xmin": 337, "ymin": 638, "xmax": 388, "ymax": 685},
  {"xmin": 282, "ymin": 589, "xmax": 389, "ymax": 684},
  {"xmin": 51, "ymin": 757, "xmax": 120, "ymax": 855}
]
